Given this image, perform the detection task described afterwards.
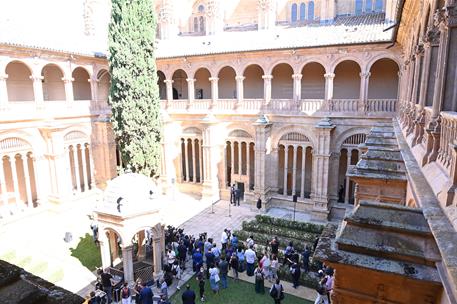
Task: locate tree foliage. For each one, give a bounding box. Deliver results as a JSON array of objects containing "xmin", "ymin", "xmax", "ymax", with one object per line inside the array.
[{"xmin": 108, "ymin": 0, "xmax": 162, "ymax": 176}]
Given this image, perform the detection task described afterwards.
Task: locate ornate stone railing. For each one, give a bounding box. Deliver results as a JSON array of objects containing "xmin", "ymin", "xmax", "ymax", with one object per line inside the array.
[
  {"xmin": 166, "ymin": 99, "xmax": 187, "ymax": 111},
  {"xmin": 438, "ymin": 112, "xmax": 457, "ymax": 171},
  {"xmin": 367, "ymin": 99, "xmax": 397, "ymax": 112},
  {"xmin": 270, "ymin": 99, "xmax": 295, "ymax": 112},
  {"xmin": 332, "ymin": 99, "xmax": 359, "ymax": 112},
  {"xmin": 299, "ymin": 99, "xmax": 324, "ymax": 114},
  {"xmin": 239, "ymin": 99, "xmax": 263, "ymax": 111},
  {"xmin": 421, "ymin": 106, "xmax": 433, "ymax": 145},
  {"xmin": 189, "ymin": 99, "xmax": 211, "ymax": 111},
  {"xmin": 214, "ymin": 99, "xmax": 236, "ymax": 111}
]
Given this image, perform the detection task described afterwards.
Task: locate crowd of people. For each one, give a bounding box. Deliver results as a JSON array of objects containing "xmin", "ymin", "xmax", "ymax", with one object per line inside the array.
[{"xmin": 86, "ymin": 224, "xmax": 334, "ymax": 304}]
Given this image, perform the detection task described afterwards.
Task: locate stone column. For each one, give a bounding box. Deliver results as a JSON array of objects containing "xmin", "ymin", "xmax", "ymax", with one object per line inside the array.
[
  {"xmin": 99, "ymin": 232, "xmax": 112, "ymax": 269},
  {"xmin": 201, "ymin": 114, "xmax": 222, "ymax": 201},
  {"xmin": 87, "ymin": 145, "xmax": 96, "ymax": 189},
  {"xmin": 411, "ymin": 46, "xmax": 424, "ymax": 104},
  {"xmin": 21, "ymin": 153, "xmax": 33, "ymax": 208},
  {"xmin": 9, "ymin": 155, "xmax": 22, "ymax": 210},
  {"xmin": 31, "ymin": 155, "xmax": 44, "ymax": 205},
  {"xmin": 300, "ymin": 146, "xmax": 306, "ymax": 199},
  {"xmin": 62, "ymin": 77, "xmax": 74, "ymax": 102},
  {"xmin": 262, "ymin": 75, "xmax": 273, "ymax": 105},
  {"xmin": 238, "ymin": 141, "xmax": 242, "ymax": 178},
  {"xmin": 199, "ymin": 140, "xmax": 203, "ymax": 183},
  {"xmin": 292, "ymin": 74, "xmax": 302, "ymax": 103},
  {"xmin": 359, "ymin": 72, "xmax": 370, "ymax": 112},
  {"xmin": 30, "ymin": 75, "xmax": 44, "ymax": 106},
  {"xmin": 90, "ymin": 78, "xmax": 98, "ymax": 105},
  {"xmin": 312, "ymin": 118, "xmax": 335, "ymax": 220},
  {"xmin": 73, "ymin": 145, "xmax": 81, "ymax": 192},
  {"xmin": 324, "ymin": 73, "xmax": 335, "ymax": 100},
  {"xmin": 209, "ymin": 77, "xmax": 219, "ymax": 108},
  {"xmin": 137, "ymin": 231, "xmax": 145, "ymax": 258},
  {"xmin": 192, "ymin": 139, "xmax": 197, "ymax": 183},
  {"xmin": 0, "ymin": 74, "xmax": 8, "ymax": 109},
  {"xmin": 109, "ymin": 231, "xmax": 119, "ymax": 262},
  {"xmin": 344, "ymin": 150, "xmax": 352, "ymax": 204},
  {"xmin": 247, "ymin": 142, "xmax": 251, "ymax": 187},
  {"xmin": 235, "ymin": 76, "xmax": 245, "ymax": 106},
  {"xmin": 164, "ymin": 79, "xmax": 174, "ymax": 102},
  {"xmin": 231, "ymin": 141, "xmax": 235, "ymax": 177},
  {"xmin": 292, "ymin": 145, "xmax": 298, "ymax": 195},
  {"xmin": 81, "ymin": 145, "xmax": 89, "ymax": 191},
  {"xmin": 152, "ymin": 236, "xmax": 163, "ymax": 278},
  {"xmin": 186, "ymin": 78, "xmax": 196, "ymax": 104},
  {"xmin": 0, "ymin": 158, "xmax": 9, "ymax": 215},
  {"xmin": 183, "ymin": 139, "xmax": 189, "ymax": 182},
  {"xmin": 121, "ymin": 245, "xmax": 134, "ymax": 284},
  {"xmin": 253, "ymin": 116, "xmax": 272, "ymax": 204},
  {"xmin": 283, "ymin": 145, "xmax": 288, "ymax": 196}
]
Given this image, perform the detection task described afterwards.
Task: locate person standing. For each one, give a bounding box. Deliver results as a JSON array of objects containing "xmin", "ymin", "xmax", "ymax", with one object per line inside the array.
[
  {"xmin": 229, "ymin": 252, "xmax": 239, "ymax": 280},
  {"xmin": 325, "ymin": 268, "xmax": 334, "ymax": 304},
  {"xmin": 314, "ymin": 276, "xmax": 329, "ymax": 304},
  {"xmin": 192, "ymin": 249, "xmax": 203, "ymax": 273},
  {"xmin": 182, "ymin": 284, "xmax": 196, "ymax": 304},
  {"xmin": 254, "ymin": 266, "xmax": 265, "ymax": 294},
  {"xmin": 246, "ymin": 235, "xmax": 255, "ymax": 248},
  {"xmin": 157, "ymin": 294, "xmax": 170, "ymax": 304},
  {"xmin": 196, "ymin": 267, "xmax": 206, "ymax": 302},
  {"xmin": 290, "ymin": 261, "xmax": 301, "ymax": 288},
  {"xmin": 178, "ymin": 241, "xmax": 187, "ymax": 269},
  {"xmin": 211, "ymin": 243, "xmax": 221, "ymax": 264},
  {"xmin": 245, "ymin": 245, "xmax": 257, "ymax": 276},
  {"xmin": 100, "ymin": 268, "xmax": 113, "ymax": 304},
  {"xmin": 261, "ymin": 253, "xmax": 271, "ymax": 282},
  {"xmin": 209, "ymin": 264, "xmax": 220, "ymax": 294},
  {"xmin": 302, "ymin": 246, "xmax": 311, "ymax": 273},
  {"xmin": 236, "ymin": 247, "xmax": 245, "ymax": 272},
  {"xmin": 221, "ymin": 229, "xmax": 228, "ymax": 250},
  {"xmin": 235, "ymin": 187, "xmax": 241, "ymax": 206},
  {"xmin": 139, "ymin": 285, "xmax": 154, "ymax": 304},
  {"xmin": 230, "ymin": 184, "xmax": 236, "ymax": 205},
  {"xmin": 270, "ymin": 279, "xmax": 285, "ymax": 304},
  {"xmin": 218, "ymin": 256, "xmax": 229, "ymax": 289},
  {"xmin": 121, "ymin": 282, "xmax": 131, "ymax": 304},
  {"xmin": 160, "ymin": 279, "xmax": 168, "ymax": 300},
  {"xmin": 270, "ymin": 255, "xmax": 279, "ymax": 282},
  {"xmin": 270, "ymin": 237, "xmax": 279, "ymax": 256}
]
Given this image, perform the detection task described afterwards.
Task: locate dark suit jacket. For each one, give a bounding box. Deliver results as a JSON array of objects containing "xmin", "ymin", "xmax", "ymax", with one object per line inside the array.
[
  {"xmin": 182, "ymin": 289, "xmax": 196, "ymax": 304},
  {"xmin": 139, "ymin": 286, "xmax": 154, "ymax": 304}
]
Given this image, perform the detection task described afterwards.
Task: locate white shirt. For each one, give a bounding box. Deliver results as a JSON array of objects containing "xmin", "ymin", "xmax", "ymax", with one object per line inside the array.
[
  {"xmin": 221, "ymin": 231, "xmax": 228, "ymax": 244},
  {"xmin": 246, "ymin": 238, "xmax": 254, "ymax": 248},
  {"xmin": 167, "ymin": 251, "xmax": 176, "ymax": 264},
  {"xmin": 245, "ymin": 248, "xmax": 256, "ymax": 264}
]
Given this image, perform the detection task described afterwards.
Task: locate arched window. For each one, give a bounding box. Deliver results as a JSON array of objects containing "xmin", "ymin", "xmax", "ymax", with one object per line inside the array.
[
  {"xmin": 355, "ymin": 0, "xmax": 363, "ymax": 15},
  {"xmin": 299, "ymin": 3, "xmax": 306, "ymax": 21},
  {"xmin": 198, "ymin": 5, "xmax": 205, "ymax": 13},
  {"xmin": 308, "ymin": 1, "xmax": 314, "ymax": 20},
  {"xmin": 199, "ymin": 16, "xmax": 205, "ymax": 33},
  {"xmin": 365, "ymin": 0, "xmax": 373, "ymax": 12},
  {"xmin": 291, "ymin": 3, "xmax": 298, "ymax": 22},
  {"xmin": 194, "ymin": 17, "xmax": 198, "ymax": 32},
  {"xmin": 375, "ymin": 0, "xmax": 383, "ymax": 12}
]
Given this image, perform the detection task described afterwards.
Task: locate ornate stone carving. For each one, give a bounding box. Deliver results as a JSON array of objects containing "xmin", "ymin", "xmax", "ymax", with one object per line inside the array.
[
  {"xmin": 444, "ymin": 4, "xmax": 457, "ymax": 28},
  {"xmin": 414, "ymin": 43, "xmax": 425, "ymax": 56},
  {"xmin": 205, "ymin": 0, "xmax": 220, "ymax": 18},
  {"xmin": 423, "ymin": 24, "xmax": 440, "ymax": 46},
  {"xmin": 83, "ymin": 0, "xmax": 97, "ymax": 36},
  {"xmin": 257, "ymin": 0, "xmax": 274, "ymax": 11}
]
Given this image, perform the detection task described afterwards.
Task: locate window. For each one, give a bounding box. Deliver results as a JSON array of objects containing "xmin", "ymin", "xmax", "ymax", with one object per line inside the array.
[
  {"xmin": 375, "ymin": 0, "xmax": 383, "ymax": 12},
  {"xmin": 194, "ymin": 17, "xmax": 198, "ymax": 32},
  {"xmin": 291, "ymin": 3, "xmax": 298, "ymax": 22},
  {"xmin": 199, "ymin": 16, "xmax": 205, "ymax": 33},
  {"xmin": 308, "ymin": 1, "xmax": 314, "ymax": 20},
  {"xmin": 198, "ymin": 5, "xmax": 204, "ymax": 13},
  {"xmin": 365, "ymin": 0, "xmax": 373, "ymax": 12},
  {"xmin": 300, "ymin": 3, "xmax": 306, "ymax": 21},
  {"xmin": 355, "ymin": 0, "xmax": 363, "ymax": 15}
]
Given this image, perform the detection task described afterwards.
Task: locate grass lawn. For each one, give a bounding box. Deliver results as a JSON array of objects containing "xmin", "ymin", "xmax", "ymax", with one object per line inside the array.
[
  {"xmin": 70, "ymin": 233, "xmax": 101, "ymax": 272},
  {"xmin": 171, "ymin": 276, "xmax": 313, "ymax": 304}
]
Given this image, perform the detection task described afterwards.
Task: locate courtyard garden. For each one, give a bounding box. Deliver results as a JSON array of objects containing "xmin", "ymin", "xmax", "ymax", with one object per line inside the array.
[
  {"xmin": 171, "ymin": 275, "xmax": 313, "ymax": 304},
  {"xmin": 70, "ymin": 233, "xmax": 102, "ymax": 272}
]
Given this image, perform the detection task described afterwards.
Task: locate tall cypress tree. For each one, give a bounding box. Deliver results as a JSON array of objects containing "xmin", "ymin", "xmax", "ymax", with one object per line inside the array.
[{"xmin": 108, "ymin": 0, "xmax": 162, "ymax": 176}]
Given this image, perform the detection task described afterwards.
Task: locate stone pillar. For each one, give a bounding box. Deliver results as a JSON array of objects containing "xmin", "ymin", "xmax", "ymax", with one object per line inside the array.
[
  {"xmin": 87, "ymin": 145, "xmax": 96, "ymax": 189},
  {"xmin": 21, "ymin": 153, "xmax": 33, "ymax": 208},
  {"xmin": 81, "ymin": 145, "xmax": 89, "ymax": 191},
  {"xmin": 137, "ymin": 231, "xmax": 145, "ymax": 258},
  {"xmin": 90, "ymin": 78, "xmax": 98, "ymax": 105},
  {"xmin": 312, "ymin": 118, "xmax": 335, "ymax": 220},
  {"xmin": 186, "ymin": 78, "xmax": 195, "ymax": 104},
  {"xmin": 324, "ymin": 73, "xmax": 335, "ymax": 100},
  {"xmin": 0, "ymin": 158, "xmax": 9, "ymax": 216},
  {"xmin": 121, "ymin": 245, "xmax": 134, "ymax": 284},
  {"xmin": 262, "ymin": 75, "xmax": 273, "ymax": 105},
  {"xmin": 247, "ymin": 142, "xmax": 251, "ymax": 187},
  {"xmin": 411, "ymin": 46, "xmax": 424, "ymax": 104},
  {"xmin": 192, "ymin": 139, "xmax": 197, "ymax": 183},
  {"xmin": 209, "ymin": 77, "xmax": 219, "ymax": 108},
  {"xmin": 199, "ymin": 140, "xmax": 203, "ymax": 183},
  {"xmin": 109, "ymin": 231, "xmax": 119, "ymax": 262},
  {"xmin": 235, "ymin": 76, "xmax": 245, "ymax": 106},
  {"xmin": 183, "ymin": 139, "xmax": 189, "ymax": 182},
  {"xmin": 100, "ymin": 232, "xmax": 112, "ymax": 269},
  {"xmin": 300, "ymin": 146, "xmax": 306, "ymax": 199},
  {"xmin": 344, "ymin": 150, "xmax": 352, "ymax": 204},
  {"xmin": 201, "ymin": 114, "xmax": 222, "ymax": 201},
  {"xmin": 164, "ymin": 79, "xmax": 174, "ymax": 102},
  {"xmin": 0, "ymin": 74, "xmax": 8, "ymax": 109},
  {"xmin": 152, "ymin": 236, "xmax": 163, "ymax": 277},
  {"xmin": 283, "ymin": 145, "xmax": 288, "ymax": 196},
  {"xmin": 30, "ymin": 75, "xmax": 44, "ymax": 105},
  {"xmin": 231, "ymin": 141, "xmax": 235, "ymax": 177},
  {"xmin": 359, "ymin": 72, "xmax": 370, "ymax": 112},
  {"xmin": 73, "ymin": 145, "xmax": 81, "ymax": 192},
  {"xmin": 62, "ymin": 77, "xmax": 74, "ymax": 102},
  {"xmin": 292, "ymin": 74, "xmax": 302, "ymax": 103},
  {"xmin": 292, "ymin": 145, "xmax": 298, "ymax": 195},
  {"xmin": 9, "ymin": 154, "xmax": 22, "ymax": 210},
  {"xmin": 238, "ymin": 141, "xmax": 242, "ymax": 178},
  {"xmin": 253, "ymin": 116, "xmax": 272, "ymax": 204},
  {"xmin": 31, "ymin": 155, "xmax": 45, "ymax": 205}
]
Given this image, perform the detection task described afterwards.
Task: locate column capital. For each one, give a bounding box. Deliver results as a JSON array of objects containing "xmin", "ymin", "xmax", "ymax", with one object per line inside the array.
[
  {"xmin": 324, "ymin": 73, "xmax": 335, "ymax": 79},
  {"xmin": 164, "ymin": 79, "xmax": 174, "ymax": 84},
  {"xmin": 209, "ymin": 77, "xmax": 219, "ymax": 82},
  {"xmin": 235, "ymin": 75, "xmax": 245, "ymax": 81},
  {"xmin": 186, "ymin": 78, "xmax": 196, "ymax": 83},
  {"xmin": 0, "ymin": 74, "xmax": 8, "ymax": 81},
  {"xmin": 29, "ymin": 75, "xmax": 44, "ymax": 82},
  {"xmin": 359, "ymin": 72, "xmax": 371, "ymax": 78},
  {"xmin": 62, "ymin": 77, "xmax": 74, "ymax": 83},
  {"xmin": 444, "ymin": 4, "xmax": 457, "ymax": 28},
  {"xmin": 262, "ymin": 74, "xmax": 273, "ymax": 80},
  {"xmin": 292, "ymin": 73, "xmax": 302, "ymax": 80}
]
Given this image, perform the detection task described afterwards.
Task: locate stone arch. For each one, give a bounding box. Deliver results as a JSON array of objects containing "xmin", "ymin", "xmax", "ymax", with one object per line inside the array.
[
  {"xmin": 72, "ymin": 67, "xmax": 92, "ymax": 100},
  {"xmin": 228, "ymin": 129, "xmax": 253, "ymax": 139},
  {"xmin": 182, "ymin": 127, "xmax": 202, "ymax": 136},
  {"xmin": 267, "ymin": 60, "xmax": 300, "ymax": 75},
  {"xmin": 0, "ymin": 137, "xmax": 32, "ymax": 153},
  {"xmin": 64, "ymin": 130, "xmax": 90, "ymax": 143},
  {"xmin": 225, "ymin": 123, "xmax": 256, "ymax": 140},
  {"xmin": 157, "ymin": 70, "xmax": 166, "ymax": 99},
  {"xmin": 97, "ymin": 69, "xmax": 111, "ymax": 102},
  {"xmin": 218, "ymin": 66, "xmax": 237, "ymax": 99},
  {"xmin": 41, "ymin": 64, "xmax": 66, "ymax": 101},
  {"xmin": 299, "ymin": 59, "xmax": 329, "ymax": 74},
  {"xmin": 272, "ymin": 125, "xmax": 315, "ymax": 148},
  {"xmin": 366, "ymin": 54, "xmax": 401, "ymax": 72},
  {"xmin": 193, "ymin": 67, "xmax": 211, "ymax": 99},
  {"xmin": 5, "ymin": 60, "xmax": 34, "ymax": 101},
  {"xmin": 0, "ymin": 130, "xmax": 42, "ymax": 154},
  {"xmin": 333, "ymin": 60, "xmax": 361, "ymax": 99},
  {"xmin": 171, "ymin": 69, "xmax": 188, "ymax": 100},
  {"xmin": 103, "ymin": 226, "xmax": 125, "ymax": 246},
  {"xmin": 271, "ymin": 63, "xmax": 294, "ymax": 99},
  {"xmin": 301, "ymin": 62, "xmax": 326, "ymax": 99},
  {"xmin": 334, "ymin": 127, "xmax": 369, "ymax": 151},
  {"xmin": 368, "ymin": 58, "xmax": 400, "ymax": 99},
  {"xmin": 243, "ymin": 64, "xmax": 265, "ymax": 99},
  {"xmin": 330, "ymin": 57, "xmax": 363, "ymax": 74}
]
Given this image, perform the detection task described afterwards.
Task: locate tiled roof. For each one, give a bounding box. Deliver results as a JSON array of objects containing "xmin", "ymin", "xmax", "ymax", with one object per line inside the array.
[
  {"xmin": 0, "ymin": 260, "xmax": 84, "ymax": 304},
  {"xmin": 156, "ymin": 13, "xmax": 394, "ymax": 59}
]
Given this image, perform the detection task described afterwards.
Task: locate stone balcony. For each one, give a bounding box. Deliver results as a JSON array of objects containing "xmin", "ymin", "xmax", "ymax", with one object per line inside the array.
[{"xmin": 161, "ymin": 98, "xmax": 397, "ymax": 116}]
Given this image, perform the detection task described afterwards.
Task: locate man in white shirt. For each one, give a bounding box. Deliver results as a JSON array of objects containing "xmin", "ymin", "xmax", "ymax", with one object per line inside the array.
[
  {"xmin": 245, "ymin": 245, "xmax": 257, "ymax": 277},
  {"xmin": 167, "ymin": 249, "xmax": 176, "ymax": 268},
  {"xmin": 246, "ymin": 235, "xmax": 255, "ymax": 248},
  {"xmin": 221, "ymin": 229, "xmax": 228, "ymax": 250}
]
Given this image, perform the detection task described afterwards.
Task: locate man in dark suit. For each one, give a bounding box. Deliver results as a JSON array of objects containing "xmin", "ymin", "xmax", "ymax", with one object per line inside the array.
[
  {"xmin": 230, "ymin": 184, "xmax": 236, "ymax": 205},
  {"xmin": 235, "ymin": 188, "xmax": 241, "ymax": 206},
  {"xmin": 139, "ymin": 285, "xmax": 154, "ymax": 304},
  {"xmin": 181, "ymin": 284, "xmax": 196, "ymax": 304}
]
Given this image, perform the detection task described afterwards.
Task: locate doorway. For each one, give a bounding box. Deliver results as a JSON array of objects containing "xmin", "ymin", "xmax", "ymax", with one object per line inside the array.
[{"xmin": 237, "ymin": 182, "xmax": 245, "ymax": 201}]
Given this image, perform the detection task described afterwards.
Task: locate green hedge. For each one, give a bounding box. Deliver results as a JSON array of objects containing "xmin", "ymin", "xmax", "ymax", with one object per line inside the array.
[
  {"xmin": 254, "ymin": 215, "xmax": 324, "ymax": 234},
  {"xmin": 234, "ymin": 230, "xmax": 314, "ymax": 252},
  {"xmin": 241, "ymin": 221, "xmax": 319, "ymax": 243}
]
